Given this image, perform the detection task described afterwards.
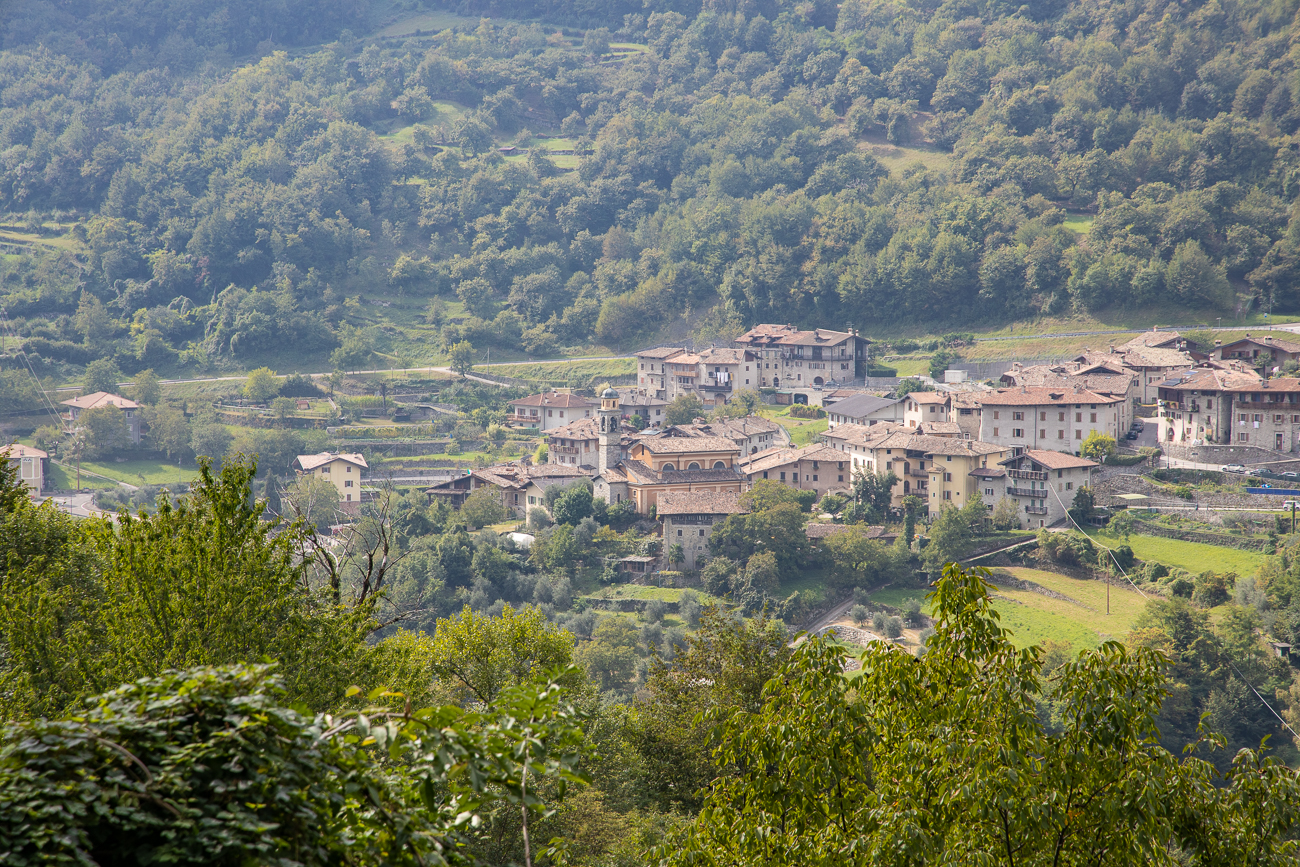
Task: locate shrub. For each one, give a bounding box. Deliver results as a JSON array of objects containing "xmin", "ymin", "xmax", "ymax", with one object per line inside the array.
[
  {"xmin": 850, "ymin": 604, "xmax": 869, "ymax": 625},
  {"xmin": 902, "ymin": 597, "xmax": 923, "ymax": 626},
  {"xmin": 884, "ymin": 616, "xmax": 903, "ymax": 639},
  {"xmin": 644, "ymin": 599, "xmax": 667, "ymax": 623},
  {"xmin": 871, "ymin": 611, "xmax": 887, "ymax": 632},
  {"xmin": 787, "ymin": 404, "xmax": 825, "ymax": 419}
]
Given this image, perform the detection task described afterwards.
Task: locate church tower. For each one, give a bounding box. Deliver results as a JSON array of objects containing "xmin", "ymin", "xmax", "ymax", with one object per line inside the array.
[{"xmin": 597, "ymin": 387, "xmax": 620, "ymax": 474}]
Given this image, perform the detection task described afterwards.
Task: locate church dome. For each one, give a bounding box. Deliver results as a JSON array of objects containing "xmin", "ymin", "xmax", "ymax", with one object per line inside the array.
[{"xmin": 601, "ymin": 387, "xmax": 619, "ymax": 400}]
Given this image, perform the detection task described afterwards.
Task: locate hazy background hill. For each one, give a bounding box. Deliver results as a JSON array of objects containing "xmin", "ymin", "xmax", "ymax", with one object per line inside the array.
[{"xmin": 2, "ymin": 0, "xmax": 1300, "ymax": 381}]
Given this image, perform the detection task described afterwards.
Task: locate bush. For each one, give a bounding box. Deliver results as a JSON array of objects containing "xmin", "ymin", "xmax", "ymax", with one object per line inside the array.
[
  {"xmin": 871, "ymin": 611, "xmax": 887, "ymax": 632},
  {"xmin": 902, "ymin": 597, "xmax": 923, "ymax": 627},
  {"xmin": 850, "ymin": 604, "xmax": 869, "ymax": 625},
  {"xmin": 787, "ymin": 404, "xmax": 825, "ymax": 419},
  {"xmin": 1191, "ymin": 571, "xmax": 1232, "ymax": 608},
  {"xmin": 679, "ymin": 590, "xmax": 701, "ymax": 626},
  {"xmin": 278, "ymin": 373, "xmax": 322, "ymax": 397},
  {"xmin": 884, "ymin": 616, "xmax": 903, "ymax": 639},
  {"xmin": 644, "ymin": 599, "xmax": 667, "ymax": 623},
  {"xmin": 1168, "ymin": 577, "xmax": 1194, "ymax": 598}
]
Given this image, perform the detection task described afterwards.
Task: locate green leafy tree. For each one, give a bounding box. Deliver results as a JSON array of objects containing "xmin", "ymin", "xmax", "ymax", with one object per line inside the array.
[
  {"xmin": 449, "ymin": 340, "xmax": 475, "ymax": 378},
  {"xmin": 847, "ymin": 468, "xmax": 899, "ymax": 524},
  {"xmin": 428, "ymin": 604, "xmax": 577, "ymax": 705},
  {"xmin": 78, "ymin": 404, "xmax": 131, "ymax": 458},
  {"xmin": 461, "ymin": 485, "xmax": 509, "ymax": 529},
  {"xmin": 663, "ymin": 564, "xmax": 1300, "ymax": 866},
  {"xmin": 82, "ymin": 358, "xmax": 123, "ymax": 395},
  {"xmin": 928, "ymin": 348, "xmax": 959, "ymax": 379},
  {"xmin": 922, "ymin": 499, "xmax": 984, "ymax": 571},
  {"xmin": 0, "ymin": 662, "xmax": 589, "ymax": 867},
  {"xmin": 576, "ymin": 617, "xmax": 638, "ymax": 693},
  {"xmin": 1069, "ymin": 486, "xmax": 1096, "ymax": 525},
  {"xmin": 281, "ymin": 472, "xmax": 340, "ymax": 530},
  {"xmin": 1081, "ymin": 431, "xmax": 1117, "ymax": 462},
  {"xmin": 130, "ymin": 368, "xmax": 161, "ymax": 405},
  {"xmin": 143, "ymin": 405, "xmax": 190, "ymax": 462},
  {"xmin": 552, "ymin": 481, "xmax": 594, "ymax": 526},
  {"xmin": 991, "ymin": 495, "xmax": 1021, "ymax": 531},
  {"xmin": 665, "ymin": 393, "xmax": 705, "ymax": 426},
  {"xmin": 630, "ymin": 607, "xmax": 792, "ymax": 811},
  {"xmin": 243, "ymin": 367, "xmax": 280, "ymax": 403},
  {"xmin": 189, "ymin": 420, "xmax": 232, "ymax": 464}
]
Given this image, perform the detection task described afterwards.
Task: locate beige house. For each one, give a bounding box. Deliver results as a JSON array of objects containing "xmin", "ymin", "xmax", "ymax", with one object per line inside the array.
[
  {"xmin": 634, "ymin": 346, "xmax": 687, "ymax": 399},
  {"xmin": 842, "ymin": 428, "xmax": 1007, "ymax": 514},
  {"xmin": 734, "ymin": 324, "xmax": 870, "ymax": 387},
  {"xmin": 1212, "ymin": 334, "xmax": 1300, "ymax": 371},
  {"xmin": 738, "ymin": 444, "xmax": 850, "ymax": 498},
  {"xmin": 976, "ymin": 386, "xmax": 1126, "ymax": 451},
  {"xmin": 61, "ymin": 392, "xmax": 141, "ymax": 444},
  {"xmin": 694, "ymin": 347, "xmax": 760, "ymax": 404},
  {"xmin": 507, "ymin": 391, "xmax": 594, "ymax": 431},
  {"xmin": 660, "ymin": 417, "xmax": 786, "ymax": 455},
  {"xmin": 979, "ymin": 450, "xmax": 1098, "ymax": 528},
  {"xmin": 1156, "ymin": 370, "xmax": 1300, "ymax": 451},
  {"xmin": 2, "ymin": 443, "xmax": 47, "ymax": 495},
  {"xmin": 903, "ymin": 391, "xmax": 950, "ymax": 428},
  {"xmin": 293, "ymin": 452, "xmax": 368, "ymax": 502},
  {"xmin": 425, "ymin": 462, "xmax": 590, "ymax": 519},
  {"xmin": 658, "ymin": 490, "xmax": 746, "ymax": 570}
]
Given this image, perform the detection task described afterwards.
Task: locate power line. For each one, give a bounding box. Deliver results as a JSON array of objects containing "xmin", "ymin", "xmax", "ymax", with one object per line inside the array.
[
  {"xmin": 1046, "ymin": 475, "xmax": 1299, "ymax": 741},
  {"xmin": 0, "ymin": 303, "xmax": 67, "ymax": 433}
]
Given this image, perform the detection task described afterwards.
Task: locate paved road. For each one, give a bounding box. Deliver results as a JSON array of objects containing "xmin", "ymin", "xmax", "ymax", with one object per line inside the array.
[{"xmin": 978, "ymin": 322, "xmax": 1300, "ymax": 342}]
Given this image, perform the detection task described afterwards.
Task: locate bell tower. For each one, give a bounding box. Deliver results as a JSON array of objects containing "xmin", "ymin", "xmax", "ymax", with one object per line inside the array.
[{"xmin": 598, "ymin": 387, "xmax": 620, "ymax": 474}]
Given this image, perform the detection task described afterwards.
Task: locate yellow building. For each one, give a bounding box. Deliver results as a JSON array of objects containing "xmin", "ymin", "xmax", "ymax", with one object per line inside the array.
[
  {"xmin": 292, "ymin": 452, "xmax": 368, "ymax": 502},
  {"xmin": 1, "ymin": 443, "xmax": 47, "ymax": 495},
  {"xmin": 842, "ymin": 429, "xmax": 1007, "ymax": 514}
]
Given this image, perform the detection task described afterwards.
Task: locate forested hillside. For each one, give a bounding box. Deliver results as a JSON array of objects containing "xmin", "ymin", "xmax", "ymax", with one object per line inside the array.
[{"xmin": 3, "ymin": 0, "xmax": 1300, "ymax": 380}]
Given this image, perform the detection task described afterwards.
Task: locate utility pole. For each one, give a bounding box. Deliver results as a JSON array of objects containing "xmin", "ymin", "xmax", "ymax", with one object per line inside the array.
[{"xmin": 1292, "ymin": 500, "xmax": 1295, "ymax": 535}]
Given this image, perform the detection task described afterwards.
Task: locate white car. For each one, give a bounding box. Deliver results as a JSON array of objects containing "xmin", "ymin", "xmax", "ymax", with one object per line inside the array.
[{"xmin": 1220, "ymin": 464, "xmax": 1246, "ymax": 474}]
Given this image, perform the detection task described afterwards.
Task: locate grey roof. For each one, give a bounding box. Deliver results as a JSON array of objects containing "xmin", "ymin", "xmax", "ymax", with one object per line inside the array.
[{"xmin": 827, "ymin": 393, "xmax": 901, "ymax": 419}]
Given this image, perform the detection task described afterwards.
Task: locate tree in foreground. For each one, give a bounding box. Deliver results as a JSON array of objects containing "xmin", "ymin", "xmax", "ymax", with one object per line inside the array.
[
  {"xmin": 0, "ymin": 663, "xmax": 587, "ymax": 867},
  {"xmin": 662, "ymin": 564, "xmax": 1300, "ymax": 866}
]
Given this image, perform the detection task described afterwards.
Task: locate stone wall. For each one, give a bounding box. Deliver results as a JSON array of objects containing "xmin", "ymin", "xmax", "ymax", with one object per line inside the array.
[{"xmin": 1161, "ymin": 442, "xmax": 1300, "ymax": 471}]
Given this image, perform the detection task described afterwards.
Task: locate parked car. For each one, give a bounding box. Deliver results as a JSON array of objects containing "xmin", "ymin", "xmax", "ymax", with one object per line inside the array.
[
  {"xmin": 1283, "ymin": 471, "xmax": 1299, "ymax": 480},
  {"xmin": 1221, "ymin": 464, "xmax": 1247, "ymax": 474},
  {"xmin": 1125, "ymin": 431, "xmax": 1139, "ymax": 440},
  {"xmin": 1246, "ymin": 468, "xmax": 1263, "ymax": 476},
  {"xmin": 1282, "ymin": 501, "xmax": 1300, "ymax": 510}
]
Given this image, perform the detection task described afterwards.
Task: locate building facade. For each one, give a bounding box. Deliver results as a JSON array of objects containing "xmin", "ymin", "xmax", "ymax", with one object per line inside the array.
[
  {"xmin": 292, "ymin": 452, "xmax": 369, "ymax": 502},
  {"xmin": 976, "ymin": 386, "xmax": 1126, "ymax": 452},
  {"xmin": 738, "ymin": 444, "xmax": 851, "ymax": 498},
  {"xmin": 658, "ymin": 490, "xmax": 746, "ymax": 571},
  {"xmin": 734, "ymin": 324, "xmax": 870, "ymax": 387},
  {"xmin": 506, "ymin": 391, "xmax": 595, "ymax": 431},
  {"xmin": 979, "ymin": 450, "xmax": 1098, "ymax": 529},
  {"xmin": 825, "ymin": 394, "xmax": 904, "ymax": 429},
  {"xmin": 61, "ymin": 392, "xmax": 142, "ymax": 444},
  {"xmin": 2, "ymin": 443, "xmax": 46, "ymax": 495},
  {"xmin": 1156, "ymin": 371, "xmax": 1300, "ymax": 451},
  {"xmin": 842, "ymin": 428, "xmax": 1007, "ymax": 514}
]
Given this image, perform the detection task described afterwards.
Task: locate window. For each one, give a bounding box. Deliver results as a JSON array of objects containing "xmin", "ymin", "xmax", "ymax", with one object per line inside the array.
[
  {"xmin": 944, "ymin": 472, "xmax": 952, "ymax": 482},
  {"xmin": 1277, "ymin": 415, "xmax": 1286, "ymax": 423},
  {"xmin": 1013, "ymin": 411, "xmax": 1024, "ymax": 421},
  {"xmin": 1013, "ymin": 428, "xmax": 1023, "ymax": 438},
  {"xmin": 1255, "ymin": 414, "xmax": 1263, "ymax": 422},
  {"xmin": 780, "ymin": 472, "xmax": 786, "ymax": 481},
  {"xmin": 763, "ymin": 471, "xmax": 768, "ymax": 479},
  {"xmin": 677, "ymin": 529, "xmax": 682, "ymax": 536},
  {"xmin": 688, "ymin": 461, "xmax": 701, "ymax": 470},
  {"xmin": 1066, "ymin": 482, "xmax": 1073, "ymax": 490},
  {"xmin": 346, "ymin": 494, "xmax": 351, "ymax": 502},
  {"xmin": 1075, "ymin": 412, "xmax": 1082, "ymax": 422},
  {"xmin": 528, "ymin": 496, "xmax": 536, "ymax": 505},
  {"xmin": 344, "ymin": 480, "xmax": 353, "ymax": 488},
  {"xmin": 713, "ymin": 461, "xmax": 726, "ymax": 469},
  {"xmin": 993, "ymin": 427, "xmax": 999, "ymax": 437},
  {"xmin": 548, "ymin": 410, "xmax": 553, "ymax": 417},
  {"xmin": 1058, "ymin": 430, "xmax": 1065, "ymax": 439},
  {"xmin": 1240, "ymin": 413, "xmax": 1249, "ymax": 422},
  {"xmin": 838, "ymin": 475, "xmax": 844, "ymax": 482},
  {"xmin": 1207, "ymin": 400, "xmax": 1213, "ymax": 409},
  {"xmin": 1238, "ymin": 432, "xmax": 1250, "ymax": 442},
  {"xmin": 699, "ymin": 529, "xmax": 705, "ymax": 536},
  {"xmin": 943, "ymin": 490, "xmax": 952, "ymax": 500},
  {"xmin": 1057, "ymin": 470, "xmax": 1063, "ymax": 478},
  {"xmin": 813, "ymin": 474, "xmax": 818, "ymax": 481},
  {"xmin": 321, "ymin": 466, "xmax": 330, "ymax": 474},
  {"xmin": 1075, "ymin": 430, "xmax": 1082, "ymax": 439},
  {"xmin": 1040, "ymin": 411, "xmax": 1047, "ymax": 421},
  {"xmin": 1058, "ymin": 411, "xmax": 1065, "ymax": 421},
  {"xmin": 1040, "ymin": 429, "xmax": 1046, "ymax": 439},
  {"xmin": 985, "ymin": 488, "xmax": 994, "ymax": 496},
  {"xmin": 993, "ymin": 411, "xmax": 1000, "ymax": 419}
]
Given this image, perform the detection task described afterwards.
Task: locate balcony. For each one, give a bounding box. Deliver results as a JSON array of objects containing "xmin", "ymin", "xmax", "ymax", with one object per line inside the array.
[
  {"xmin": 1006, "ymin": 486, "xmax": 1043, "ymax": 497},
  {"xmin": 552, "ymin": 446, "xmax": 581, "ymax": 456},
  {"xmin": 1025, "ymin": 505, "xmax": 1049, "ymax": 515},
  {"xmin": 1007, "ymin": 469, "xmax": 1048, "ymax": 481},
  {"xmin": 908, "ymin": 467, "xmax": 929, "ymax": 478},
  {"xmin": 507, "ymin": 414, "xmax": 541, "ymax": 426},
  {"xmin": 703, "ymin": 379, "xmax": 733, "ymax": 391}
]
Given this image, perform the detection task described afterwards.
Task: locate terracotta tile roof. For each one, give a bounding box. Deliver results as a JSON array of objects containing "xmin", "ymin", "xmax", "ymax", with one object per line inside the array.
[
  {"xmin": 910, "ymin": 391, "xmax": 949, "ymax": 404},
  {"xmin": 635, "ymin": 346, "xmax": 687, "ymax": 359},
  {"xmin": 465, "ymin": 461, "xmax": 590, "ymax": 491},
  {"xmin": 509, "ymin": 392, "xmax": 595, "ymax": 409},
  {"xmin": 969, "ymin": 467, "xmax": 1006, "ymax": 478},
  {"xmin": 977, "ymin": 387, "xmax": 1122, "ymax": 407},
  {"xmin": 1002, "ymin": 450, "xmax": 1098, "ymax": 470},
  {"xmin": 546, "ymin": 418, "xmax": 601, "ymax": 441},
  {"xmin": 917, "ymin": 421, "xmax": 963, "ymax": 436},
  {"xmin": 1000, "ymin": 365, "xmax": 1134, "ymax": 394},
  {"xmin": 698, "ymin": 347, "xmax": 756, "ymax": 364},
  {"xmin": 616, "ymin": 389, "xmax": 667, "ymax": 408},
  {"xmin": 1, "ymin": 443, "xmax": 48, "ymax": 460},
  {"xmin": 805, "ymin": 522, "xmax": 852, "ymax": 539},
  {"xmin": 295, "ymin": 452, "xmax": 368, "ymax": 471},
  {"xmin": 1221, "ymin": 334, "xmax": 1300, "ymax": 354},
  {"xmin": 60, "ymin": 391, "xmax": 139, "ymax": 411},
  {"xmin": 657, "ymin": 490, "xmax": 746, "ymax": 516},
  {"xmin": 633, "ymin": 435, "xmax": 741, "ymax": 454},
  {"xmin": 1120, "ymin": 330, "xmax": 1182, "ymax": 350},
  {"xmin": 1157, "ymin": 368, "xmax": 1264, "ymax": 391},
  {"xmin": 739, "ymin": 443, "xmax": 845, "ymax": 473},
  {"xmin": 736, "ymin": 324, "xmax": 868, "ymax": 347}
]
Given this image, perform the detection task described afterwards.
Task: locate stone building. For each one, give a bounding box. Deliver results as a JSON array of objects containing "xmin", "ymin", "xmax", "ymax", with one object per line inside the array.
[{"xmin": 658, "ymin": 490, "xmax": 746, "ymax": 571}]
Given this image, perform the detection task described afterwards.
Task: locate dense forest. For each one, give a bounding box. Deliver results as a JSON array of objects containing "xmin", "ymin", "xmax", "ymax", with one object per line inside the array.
[{"xmin": 2, "ymin": 0, "xmax": 1300, "ymax": 380}]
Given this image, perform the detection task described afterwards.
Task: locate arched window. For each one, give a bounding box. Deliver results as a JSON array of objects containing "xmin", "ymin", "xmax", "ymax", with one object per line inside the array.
[
  {"xmin": 688, "ymin": 462, "xmax": 701, "ymax": 470},
  {"xmin": 713, "ymin": 461, "xmax": 726, "ymax": 469},
  {"xmin": 662, "ymin": 463, "xmax": 676, "ymax": 471}
]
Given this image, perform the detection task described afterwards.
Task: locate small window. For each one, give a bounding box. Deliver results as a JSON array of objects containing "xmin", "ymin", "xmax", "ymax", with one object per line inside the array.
[
  {"xmin": 1075, "ymin": 412, "xmax": 1082, "ymax": 422},
  {"xmin": 1012, "ymin": 411, "xmax": 1024, "ymax": 421},
  {"xmin": 344, "ymin": 480, "xmax": 353, "ymax": 488},
  {"xmin": 944, "ymin": 472, "xmax": 952, "ymax": 482},
  {"xmin": 1075, "ymin": 430, "xmax": 1082, "ymax": 439},
  {"xmin": 1013, "ymin": 428, "xmax": 1023, "ymax": 438},
  {"xmin": 1090, "ymin": 413, "xmax": 1097, "ymax": 423},
  {"xmin": 677, "ymin": 529, "xmax": 682, "ymax": 536},
  {"xmin": 688, "ymin": 462, "xmax": 701, "ymax": 470}
]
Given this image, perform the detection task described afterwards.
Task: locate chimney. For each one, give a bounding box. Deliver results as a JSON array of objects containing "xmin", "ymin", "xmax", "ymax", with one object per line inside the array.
[
  {"xmin": 1215, "ymin": 339, "xmax": 1222, "ymax": 347},
  {"xmin": 1266, "ymin": 336, "xmax": 1273, "ymax": 344},
  {"xmin": 1109, "ymin": 345, "xmax": 1116, "ymax": 353}
]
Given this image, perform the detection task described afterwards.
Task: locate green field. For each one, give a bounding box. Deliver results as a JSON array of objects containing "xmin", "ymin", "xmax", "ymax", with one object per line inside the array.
[
  {"xmin": 76, "ymin": 457, "xmax": 196, "ymax": 486},
  {"xmin": 762, "ymin": 410, "xmax": 827, "ymax": 446},
  {"xmin": 1085, "ymin": 531, "xmax": 1266, "ymax": 576},
  {"xmin": 485, "ymin": 358, "xmax": 634, "ymax": 384},
  {"xmin": 376, "ymin": 10, "xmax": 481, "ymax": 36},
  {"xmin": 868, "ymin": 566, "xmax": 1147, "ymax": 652},
  {"xmin": 46, "ymin": 462, "xmax": 116, "ymax": 490},
  {"xmin": 1061, "ymin": 215, "xmax": 1094, "ymax": 235}
]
